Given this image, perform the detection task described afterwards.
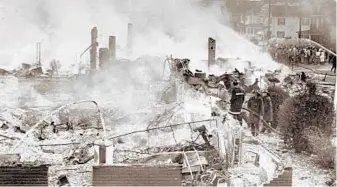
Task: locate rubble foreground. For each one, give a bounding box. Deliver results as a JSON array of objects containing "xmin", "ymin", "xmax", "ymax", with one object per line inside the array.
[
  {"xmin": 0, "ymin": 57, "xmax": 279, "ymax": 186},
  {"xmin": 0, "ymin": 53, "xmax": 334, "ymax": 186}
]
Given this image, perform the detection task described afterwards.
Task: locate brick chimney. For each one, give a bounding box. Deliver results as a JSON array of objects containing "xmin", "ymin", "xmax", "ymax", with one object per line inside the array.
[
  {"xmin": 108, "ymin": 36, "xmax": 116, "ymax": 60},
  {"xmin": 208, "ymin": 37, "xmax": 216, "ymax": 68}
]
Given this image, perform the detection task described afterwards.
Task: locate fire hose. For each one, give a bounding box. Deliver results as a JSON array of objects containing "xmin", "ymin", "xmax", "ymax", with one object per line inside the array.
[{"xmin": 297, "ymin": 64, "xmax": 336, "ymax": 77}]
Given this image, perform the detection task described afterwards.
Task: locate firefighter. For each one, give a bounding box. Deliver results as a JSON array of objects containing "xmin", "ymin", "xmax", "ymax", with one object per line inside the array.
[
  {"xmin": 261, "ymin": 90, "xmax": 273, "ymax": 133},
  {"xmin": 229, "ymin": 80, "xmax": 245, "ymax": 126},
  {"xmin": 300, "ymin": 72, "xmax": 307, "ymax": 82},
  {"xmin": 222, "ymin": 73, "xmax": 231, "ymax": 90},
  {"xmin": 247, "ymin": 90, "xmax": 264, "ymax": 136},
  {"xmin": 217, "ymin": 81, "xmax": 229, "ymax": 110}
]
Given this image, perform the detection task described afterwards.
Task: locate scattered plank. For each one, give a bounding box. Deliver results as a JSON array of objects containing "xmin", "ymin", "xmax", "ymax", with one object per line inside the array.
[
  {"xmin": 39, "ymin": 142, "xmax": 81, "ymax": 146},
  {"xmin": 0, "ymin": 133, "xmax": 20, "ymax": 140}
]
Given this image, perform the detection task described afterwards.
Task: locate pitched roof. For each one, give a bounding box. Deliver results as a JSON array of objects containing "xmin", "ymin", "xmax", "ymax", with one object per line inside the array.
[
  {"xmin": 271, "ymin": 4, "xmax": 299, "ymax": 17},
  {"xmin": 259, "ymin": 4, "xmax": 312, "ymax": 17},
  {"xmin": 225, "ymin": 0, "xmax": 264, "ymax": 14}
]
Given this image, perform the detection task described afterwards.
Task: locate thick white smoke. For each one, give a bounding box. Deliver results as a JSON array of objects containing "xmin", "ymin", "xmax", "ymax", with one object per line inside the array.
[
  {"xmin": 0, "ymin": 0, "xmax": 289, "ymax": 140},
  {"xmin": 0, "ymin": 0, "xmax": 280, "ymax": 71},
  {"xmin": 0, "ymin": 0, "xmax": 295, "ymax": 159}
]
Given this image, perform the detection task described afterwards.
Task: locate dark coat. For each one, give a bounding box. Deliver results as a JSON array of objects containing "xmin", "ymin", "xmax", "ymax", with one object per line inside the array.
[
  {"xmin": 300, "ymin": 72, "xmax": 306, "ymax": 82},
  {"xmin": 247, "ymin": 96, "xmax": 264, "ymax": 124},
  {"xmin": 332, "ymin": 56, "xmax": 336, "ymax": 67},
  {"xmin": 263, "ymin": 95, "xmax": 273, "ymax": 122},
  {"xmin": 229, "ymin": 86, "xmax": 245, "ymax": 114}
]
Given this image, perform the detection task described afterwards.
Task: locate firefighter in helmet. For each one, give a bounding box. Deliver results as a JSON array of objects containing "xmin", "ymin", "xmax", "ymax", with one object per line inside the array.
[
  {"xmin": 229, "ymin": 80, "xmax": 245, "ymax": 126},
  {"xmin": 261, "ymin": 90, "xmax": 273, "ymax": 133},
  {"xmin": 247, "ymin": 89, "xmax": 264, "ymax": 136}
]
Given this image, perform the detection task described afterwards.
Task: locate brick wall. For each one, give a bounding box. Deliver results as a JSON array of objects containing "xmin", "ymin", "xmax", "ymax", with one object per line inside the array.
[
  {"xmin": 92, "ymin": 165, "xmax": 182, "ymax": 186},
  {"xmin": 264, "ymin": 167, "xmax": 293, "ymax": 187},
  {"xmin": 0, "ymin": 165, "xmax": 49, "ymax": 186}
]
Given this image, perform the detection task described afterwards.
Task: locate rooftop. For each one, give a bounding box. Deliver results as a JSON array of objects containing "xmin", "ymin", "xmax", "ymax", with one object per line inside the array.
[{"xmin": 259, "ymin": 4, "xmax": 313, "ymax": 17}]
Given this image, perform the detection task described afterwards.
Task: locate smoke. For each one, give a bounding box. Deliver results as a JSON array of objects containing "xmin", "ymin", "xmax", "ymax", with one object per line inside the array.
[
  {"xmin": 0, "ymin": 0, "xmax": 294, "ymax": 155},
  {"xmin": 0, "ymin": 0, "xmax": 280, "ymax": 71},
  {"xmin": 0, "ymin": 0, "xmax": 287, "ymax": 134}
]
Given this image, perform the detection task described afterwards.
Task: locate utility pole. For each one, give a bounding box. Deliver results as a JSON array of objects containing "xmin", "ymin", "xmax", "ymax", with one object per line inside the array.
[
  {"xmin": 243, "ymin": 0, "xmax": 246, "ymax": 35},
  {"xmin": 36, "ymin": 42, "xmax": 41, "ymax": 66},
  {"xmin": 38, "ymin": 42, "xmax": 41, "ymax": 66},
  {"xmin": 267, "ymin": 0, "xmax": 271, "ymax": 40},
  {"xmin": 36, "ymin": 42, "xmax": 39, "ymax": 64},
  {"xmin": 298, "ymin": 0, "xmax": 302, "ymax": 45}
]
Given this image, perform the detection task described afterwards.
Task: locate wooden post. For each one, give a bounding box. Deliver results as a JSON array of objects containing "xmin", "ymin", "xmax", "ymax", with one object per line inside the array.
[
  {"xmin": 90, "ymin": 27, "xmax": 98, "ymax": 71},
  {"xmin": 127, "ymin": 23, "xmax": 133, "ymax": 54},
  {"xmin": 108, "ymin": 36, "xmax": 116, "ymax": 60},
  {"xmin": 99, "ymin": 48, "xmax": 109, "ymax": 67},
  {"xmin": 208, "ymin": 37, "xmax": 216, "ymax": 68}
]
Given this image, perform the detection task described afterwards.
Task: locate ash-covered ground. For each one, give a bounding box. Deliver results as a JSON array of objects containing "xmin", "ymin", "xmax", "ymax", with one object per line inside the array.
[
  {"xmin": 0, "ymin": 0, "xmax": 335, "ymax": 186},
  {"xmin": 0, "ymin": 56, "xmax": 334, "ymax": 186}
]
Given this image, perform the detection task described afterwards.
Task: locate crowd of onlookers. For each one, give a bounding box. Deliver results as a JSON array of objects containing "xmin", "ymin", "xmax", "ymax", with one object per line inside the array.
[
  {"xmin": 268, "ymin": 44, "xmax": 336, "ymax": 73},
  {"xmin": 268, "ymin": 45, "xmax": 334, "ymax": 65}
]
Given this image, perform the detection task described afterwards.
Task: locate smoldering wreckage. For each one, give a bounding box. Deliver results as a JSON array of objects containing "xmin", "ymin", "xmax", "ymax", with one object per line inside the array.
[{"xmin": 0, "ymin": 34, "xmax": 335, "ymax": 186}]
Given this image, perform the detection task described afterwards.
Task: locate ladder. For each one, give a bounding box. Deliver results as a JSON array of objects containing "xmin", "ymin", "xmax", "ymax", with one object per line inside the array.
[{"xmin": 232, "ymin": 126, "xmax": 243, "ymax": 167}]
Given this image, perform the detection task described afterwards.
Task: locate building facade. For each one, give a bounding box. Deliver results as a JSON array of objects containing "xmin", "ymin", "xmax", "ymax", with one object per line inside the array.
[
  {"xmin": 258, "ymin": 3, "xmax": 310, "ymax": 39},
  {"xmin": 226, "ymin": 0, "xmax": 335, "ymax": 47}
]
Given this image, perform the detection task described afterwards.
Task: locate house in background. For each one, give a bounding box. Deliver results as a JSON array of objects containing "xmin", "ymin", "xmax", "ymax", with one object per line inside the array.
[
  {"xmin": 259, "ymin": 3, "xmax": 311, "ymax": 39},
  {"xmin": 225, "ymin": 0, "xmax": 335, "ymax": 47},
  {"xmin": 237, "ymin": 8, "xmax": 266, "ymax": 37},
  {"xmin": 259, "ymin": 0, "xmax": 335, "ymax": 48},
  {"xmin": 225, "ymin": 0, "xmax": 266, "ymax": 41},
  {"xmin": 299, "ymin": 1, "xmax": 336, "ymax": 49}
]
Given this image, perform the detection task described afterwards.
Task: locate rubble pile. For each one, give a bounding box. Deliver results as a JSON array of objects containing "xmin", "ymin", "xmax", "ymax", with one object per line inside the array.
[
  {"xmin": 281, "ymin": 72, "xmax": 335, "ymax": 99},
  {"xmin": 49, "ymin": 165, "xmax": 93, "ymax": 186},
  {"xmin": 0, "ymin": 54, "xmax": 333, "ymax": 186}
]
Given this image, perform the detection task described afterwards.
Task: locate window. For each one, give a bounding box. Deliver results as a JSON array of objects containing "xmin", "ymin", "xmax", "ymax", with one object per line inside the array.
[
  {"xmin": 302, "ymin": 18, "xmax": 310, "ymax": 26},
  {"xmin": 277, "ymin": 18, "xmax": 285, "ymax": 25},
  {"xmin": 277, "ymin": 31, "xmax": 285, "ymax": 38},
  {"xmin": 314, "ymin": 6, "xmax": 321, "ymax": 14}
]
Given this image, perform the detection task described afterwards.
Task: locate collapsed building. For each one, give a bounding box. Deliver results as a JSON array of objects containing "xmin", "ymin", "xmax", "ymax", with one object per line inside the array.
[
  {"xmin": 0, "ymin": 56, "xmax": 293, "ymax": 186},
  {"xmin": 0, "ymin": 26, "xmax": 334, "ymax": 187}
]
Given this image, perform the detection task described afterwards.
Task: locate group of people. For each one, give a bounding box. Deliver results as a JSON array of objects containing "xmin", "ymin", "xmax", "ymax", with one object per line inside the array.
[
  {"xmin": 216, "ymin": 78, "xmax": 273, "ymax": 137},
  {"xmin": 173, "ymin": 58, "xmax": 274, "ymax": 136},
  {"xmin": 268, "ymin": 45, "xmax": 336, "ymax": 73}
]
